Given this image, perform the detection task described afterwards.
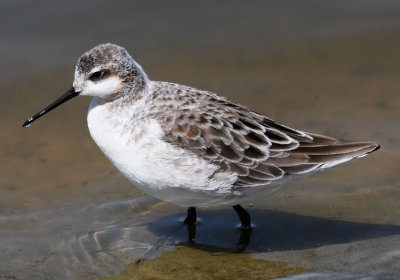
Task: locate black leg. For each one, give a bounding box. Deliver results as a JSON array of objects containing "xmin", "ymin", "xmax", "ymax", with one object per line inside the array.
[
  {"xmin": 184, "ymin": 207, "xmax": 197, "ymax": 225},
  {"xmin": 233, "ymin": 204, "xmax": 251, "ymax": 229},
  {"xmin": 184, "ymin": 207, "xmax": 197, "ymax": 243}
]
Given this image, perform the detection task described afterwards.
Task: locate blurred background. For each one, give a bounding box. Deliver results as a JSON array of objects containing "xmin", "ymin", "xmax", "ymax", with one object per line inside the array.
[{"xmin": 1, "ymin": 1, "xmax": 399, "ymax": 279}]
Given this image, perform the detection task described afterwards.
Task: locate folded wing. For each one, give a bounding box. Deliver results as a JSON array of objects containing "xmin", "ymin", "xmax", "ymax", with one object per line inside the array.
[{"xmin": 154, "ymin": 86, "xmax": 380, "ymax": 188}]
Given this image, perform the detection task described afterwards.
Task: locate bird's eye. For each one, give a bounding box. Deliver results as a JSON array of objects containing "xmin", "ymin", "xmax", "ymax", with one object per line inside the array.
[{"xmin": 89, "ymin": 70, "xmax": 106, "ymax": 81}]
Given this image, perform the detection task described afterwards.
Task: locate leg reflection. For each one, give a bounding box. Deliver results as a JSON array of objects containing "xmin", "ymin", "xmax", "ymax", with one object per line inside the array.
[
  {"xmin": 184, "ymin": 220, "xmax": 252, "ymax": 252},
  {"xmin": 235, "ymin": 227, "xmax": 251, "ymax": 252},
  {"xmin": 186, "ymin": 224, "xmax": 196, "ymax": 243}
]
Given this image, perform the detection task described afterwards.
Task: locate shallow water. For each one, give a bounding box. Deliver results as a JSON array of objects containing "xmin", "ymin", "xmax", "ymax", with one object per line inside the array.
[{"xmin": 1, "ymin": 1, "xmax": 400, "ymax": 279}]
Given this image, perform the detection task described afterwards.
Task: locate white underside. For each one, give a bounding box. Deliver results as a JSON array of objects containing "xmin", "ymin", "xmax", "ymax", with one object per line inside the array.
[{"xmin": 87, "ymin": 91, "xmax": 245, "ymax": 207}]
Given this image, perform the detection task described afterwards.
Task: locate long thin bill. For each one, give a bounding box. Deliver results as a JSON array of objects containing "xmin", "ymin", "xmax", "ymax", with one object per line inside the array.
[{"xmin": 22, "ymin": 86, "xmax": 79, "ymax": 127}]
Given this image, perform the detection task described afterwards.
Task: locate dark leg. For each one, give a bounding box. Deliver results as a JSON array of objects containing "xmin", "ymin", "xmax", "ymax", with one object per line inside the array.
[
  {"xmin": 184, "ymin": 207, "xmax": 197, "ymax": 243},
  {"xmin": 233, "ymin": 204, "xmax": 251, "ymax": 229},
  {"xmin": 184, "ymin": 207, "xmax": 197, "ymax": 225}
]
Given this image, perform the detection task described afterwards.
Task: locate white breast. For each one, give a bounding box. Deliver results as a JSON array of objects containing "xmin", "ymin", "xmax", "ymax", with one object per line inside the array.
[{"xmin": 86, "ymin": 96, "xmax": 237, "ymax": 207}]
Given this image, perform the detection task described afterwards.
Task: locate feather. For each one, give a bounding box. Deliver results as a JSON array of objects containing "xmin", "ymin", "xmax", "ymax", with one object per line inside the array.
[{"xmin": 152, "ymin": 82, "xmax": 380, "ymax": 188}]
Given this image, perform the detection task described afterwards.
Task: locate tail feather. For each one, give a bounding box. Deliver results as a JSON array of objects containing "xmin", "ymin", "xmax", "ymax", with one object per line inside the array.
[
  {"xmin": 276, "ymin": 134, "xmax": 380, "ymax": 174},
  {"xmin": 292, "ymin": 141, "xmax": 379, "ymax": 156}
]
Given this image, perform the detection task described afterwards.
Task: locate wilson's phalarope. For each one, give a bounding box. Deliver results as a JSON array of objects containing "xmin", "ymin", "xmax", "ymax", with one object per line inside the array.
[{"xmin": 23, "ymin": 43, "xmax": 380, "ymax": 229}]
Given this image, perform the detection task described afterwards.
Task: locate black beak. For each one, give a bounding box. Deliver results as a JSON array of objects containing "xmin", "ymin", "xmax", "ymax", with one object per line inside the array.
[{"xmin": 22, "ymin": 86, "xmax": 79, "ymax": 127}]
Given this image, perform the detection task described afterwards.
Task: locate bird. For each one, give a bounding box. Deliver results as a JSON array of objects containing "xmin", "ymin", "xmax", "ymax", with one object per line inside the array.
[{"xmin": 23, "ymin": 43, "xmax": 380, "ymax": 230}]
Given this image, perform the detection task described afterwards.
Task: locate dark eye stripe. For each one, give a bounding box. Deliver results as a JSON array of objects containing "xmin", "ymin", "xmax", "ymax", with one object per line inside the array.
[{"xmin": 89, "ymin": 70, "xmax": 109, "ymax": 81}]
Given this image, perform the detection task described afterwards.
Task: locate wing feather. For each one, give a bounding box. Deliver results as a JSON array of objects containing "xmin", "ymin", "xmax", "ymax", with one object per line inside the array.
[{"xmin": 151, "ymin": 83, "xmax": 380, "ymax": 188}]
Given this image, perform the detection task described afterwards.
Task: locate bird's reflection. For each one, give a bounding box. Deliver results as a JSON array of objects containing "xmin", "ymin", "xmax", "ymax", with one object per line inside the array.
[
  {"xmin": 146, "ymin": 208, "xmax": 400, "ymax": 254},
  {"xmin": 184, "ymin": 223, "xmax": 252, "ymax": 253},
  {"xmin": 87, "ymin": 206, "xmax": 400, "ymax": 264}
]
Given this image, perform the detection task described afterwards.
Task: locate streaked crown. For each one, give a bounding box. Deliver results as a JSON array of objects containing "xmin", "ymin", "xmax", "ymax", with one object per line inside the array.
[{"xmin": 73, "ymin": 43, "xmax": 149, "ymax": 99}]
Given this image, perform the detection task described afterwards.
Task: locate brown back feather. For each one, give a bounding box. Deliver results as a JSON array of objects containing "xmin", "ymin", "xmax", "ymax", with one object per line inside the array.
[{"xmin": 150, "ymin": 82, "xmax": 380, "ymax": 188}]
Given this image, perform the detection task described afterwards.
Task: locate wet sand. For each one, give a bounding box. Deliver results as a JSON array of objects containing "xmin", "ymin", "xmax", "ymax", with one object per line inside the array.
[{"xmin": 101, "ymin": 245, "xmax": 306, "ymax": 280}]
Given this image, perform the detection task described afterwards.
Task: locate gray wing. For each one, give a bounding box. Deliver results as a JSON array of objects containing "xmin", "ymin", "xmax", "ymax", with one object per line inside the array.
[{"xmin": 152, "ymin": 85, "xmax": 380, "ymax": 188}]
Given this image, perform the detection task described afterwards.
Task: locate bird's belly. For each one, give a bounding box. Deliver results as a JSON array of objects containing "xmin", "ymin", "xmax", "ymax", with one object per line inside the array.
[
  {"xmin": 87, "ymin": 104, "xmax": 238, "ymax": 207},
  {"xmin": 91, "ymin": 130, "xmax": 284, "ymax": 207}
]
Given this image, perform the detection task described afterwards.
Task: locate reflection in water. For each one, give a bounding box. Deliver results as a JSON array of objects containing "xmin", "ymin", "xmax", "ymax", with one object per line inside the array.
[
  {"xmin": 92, "ymin": 206, "xmax": 400, "ymax": 280},
  {"xmin": 146, "ymin": 209, "xmax": 400, "ymax": 253},
  {"xmin": 1, "ymin": 192, "xmax": 400, "ymax": 279},
  {"xmin": 70, "ymin": 204, "xmax": 400, "ymax": 279}
]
